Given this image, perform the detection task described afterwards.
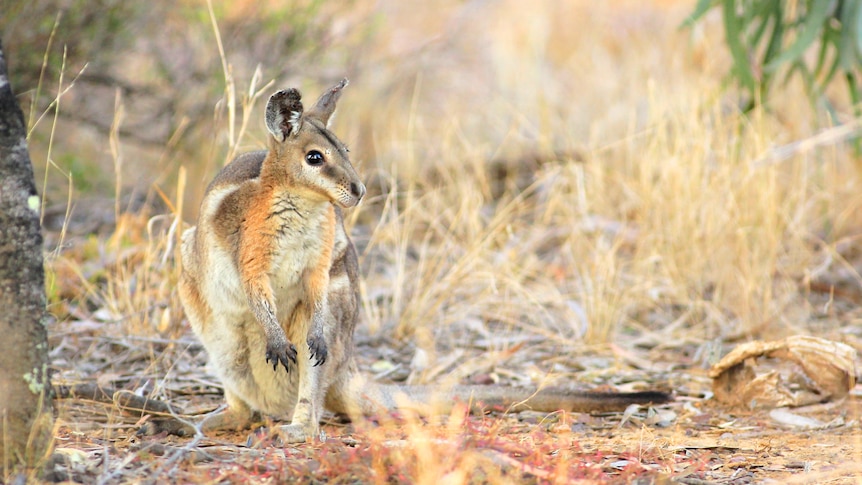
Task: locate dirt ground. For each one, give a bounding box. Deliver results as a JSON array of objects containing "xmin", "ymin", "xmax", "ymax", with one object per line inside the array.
[{"xmin": 49, "ymin": 384, "xmax": 862, "ymax": 483}]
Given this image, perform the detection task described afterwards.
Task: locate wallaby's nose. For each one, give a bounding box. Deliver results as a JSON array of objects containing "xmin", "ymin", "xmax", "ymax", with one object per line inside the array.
[{"xmin": 350, "ymin": 181, "xmax": 366, "ymax": 201}]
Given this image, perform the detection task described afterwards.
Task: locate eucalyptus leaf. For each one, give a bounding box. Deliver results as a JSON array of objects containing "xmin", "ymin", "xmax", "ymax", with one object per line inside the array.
[
  {"xmin": 723, "ymin": 0, "xmax": 757, "ymax": 94},
  {"xmin": 765, "ymin": 0, "xmax": 835, "ymax": 71},
  {"xmin": 856, "ymin": 0, "xmax": 862, "ymax": 55},
  {"xmin": 685, "ymin": 0, "xmax": 862, "ymax": 115},
  {"xmin": 763, "ymin": 4, "xmax": 785, "ymax": 65},
  {"xmin": 838, "ymin": 0, "xmax": 860, "ymax": 70},
  {"xmin": 812, "ymin": 27, "xmax": 836, "ymax": 82}
]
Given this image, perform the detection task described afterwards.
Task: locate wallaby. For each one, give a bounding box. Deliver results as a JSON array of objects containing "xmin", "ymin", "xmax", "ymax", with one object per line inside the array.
[{"xmin": 162, "ymin": 79, "xmax": 670, "ymax": 443}]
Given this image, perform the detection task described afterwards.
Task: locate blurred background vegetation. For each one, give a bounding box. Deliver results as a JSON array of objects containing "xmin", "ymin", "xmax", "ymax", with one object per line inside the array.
[{"xmin": 3, "ymin": 0, "xmax": 350, "ymax": 209}]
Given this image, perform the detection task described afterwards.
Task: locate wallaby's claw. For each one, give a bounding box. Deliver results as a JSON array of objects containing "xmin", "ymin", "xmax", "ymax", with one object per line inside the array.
[
  {"xmin": 308, "ymin": 336, "xmax": 328, "ymax": 367},
  {"xmin": 265, "ymin": 341, "xmax": 297, "ymax": 373},
  {"xmin": 246, "ymin": 426, "xmax": 279, "ymax": 448}
]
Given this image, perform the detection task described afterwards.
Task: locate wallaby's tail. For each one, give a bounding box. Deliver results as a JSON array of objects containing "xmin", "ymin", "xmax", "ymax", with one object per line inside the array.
[
  {"xmin": 387, "ymin": 385, "xmax": 671, "ymax": 414},
  {"xmin": 335, "ymin": 376, "xmax": 671, "ymax": 417}
]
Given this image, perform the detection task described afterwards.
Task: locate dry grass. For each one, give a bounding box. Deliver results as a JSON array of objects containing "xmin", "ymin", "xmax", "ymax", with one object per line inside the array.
[{"xmin": 13, "ymin": 0, "xmax": 862, "ymax": 482}]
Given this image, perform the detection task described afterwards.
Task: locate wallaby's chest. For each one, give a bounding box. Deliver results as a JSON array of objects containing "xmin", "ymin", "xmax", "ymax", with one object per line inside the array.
[
  {"xmin": 203, "ymin": 184, "xmax": 334, "ymax": 308},
  {"xmin": 267, "ymin": 224, "xmax": 326, "ymax": 290},
  {"xmin": 256, "ymin": 199, "xmax": 332, "ymax": 293}
]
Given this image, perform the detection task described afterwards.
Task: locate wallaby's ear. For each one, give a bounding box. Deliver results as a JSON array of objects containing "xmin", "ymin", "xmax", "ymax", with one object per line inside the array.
[
  {"xmin": 306, "ymin": 78, "xmax": 348, "ymax": 127},
  {"xmin": 265, "ymin": 88, "xmax": 304, "ymax": 142}
]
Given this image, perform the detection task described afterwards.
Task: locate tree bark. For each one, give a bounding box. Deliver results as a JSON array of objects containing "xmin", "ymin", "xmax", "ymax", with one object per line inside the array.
[{"xmin": 0, "ymin": 39, "xmax": 54, "ymax": 477}]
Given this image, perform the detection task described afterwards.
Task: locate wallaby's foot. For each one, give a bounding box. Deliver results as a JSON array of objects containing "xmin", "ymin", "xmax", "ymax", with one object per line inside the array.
[
  {"xmin": 244, "ymin": 426, "xmax": 278, "ymax": 448},
  {"xmin": 307, "ymin": 336, "xmax": 327, "ymax": 366},
  {"xmin": 243, "ymin": 422, "xmax": 323, "ymax": 447},
  {"xmin": 199, "ymin": 405, "xmax": 258, "ymax": 433},
  {"xmin": 265, "ymin": 338, "xmax": 298, "ymax": 373},
  {"xmin": 276, "ymin": 422, "xmax": 322, "ymax": 444}
]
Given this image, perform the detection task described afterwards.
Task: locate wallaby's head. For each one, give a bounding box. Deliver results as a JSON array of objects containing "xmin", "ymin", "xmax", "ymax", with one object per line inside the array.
[{"xmin": 264, "ymin": 78, "xmax": 365, "ymax": 208}]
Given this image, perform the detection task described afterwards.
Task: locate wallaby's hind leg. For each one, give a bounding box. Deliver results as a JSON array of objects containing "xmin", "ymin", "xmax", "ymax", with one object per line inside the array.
[
  {"xmin": 138, "ymin": 389, "xmax": 258, "ymax": 437},
  {"xmin": 199, "ymin": 390, "xmax": 258, "ymax": 433},
  {"xmin": 278, "ymin": 340, "xmax": 327, "ymax": 443}
]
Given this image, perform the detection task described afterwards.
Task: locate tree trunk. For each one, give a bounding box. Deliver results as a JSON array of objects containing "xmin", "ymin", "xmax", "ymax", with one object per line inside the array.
[{"xmin": 0, "ymin": 39, "xmax": 54, "ymax": 478}]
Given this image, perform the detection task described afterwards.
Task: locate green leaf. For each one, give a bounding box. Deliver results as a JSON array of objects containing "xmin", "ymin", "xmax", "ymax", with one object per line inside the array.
[
  {"xmin": 856, "ymin": 0, "xmax": 862, "ymax": 55},
  {"xmin": 765, "ymin": 0, "xmax": 836, "ymax": 71},
  {"xmin": 762, "ymin": 1, "xmax": 785, "ymax": 64},
  {"xmin": 838, "ymin": 0, "xmax": 862, "ymax": 70},
  {"xmin": 750, "ymin": 4, "xmax": 777, "ymax": 49},
  {"xmin": 821, "ymin": 42, "xmax": 844, "ymax": 89},
  {"xmin": 848, "ymin": 71, "xmax": 861, "ymax": 102},
  {"xmin": 723, "ymin": 0, "xmax": 757, "ymax": 94},
  {"xmin": 812, "ymin": 26, "xmax": 837, "ymax": 82}
]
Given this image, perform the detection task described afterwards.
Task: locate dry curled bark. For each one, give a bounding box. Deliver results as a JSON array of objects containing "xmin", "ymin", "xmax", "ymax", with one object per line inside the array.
[{"xmin": 0, "ymin": 39, "xmax": 53, "ymax": 476}]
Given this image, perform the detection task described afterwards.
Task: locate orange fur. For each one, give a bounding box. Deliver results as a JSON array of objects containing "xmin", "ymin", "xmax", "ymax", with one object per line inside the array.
[
  {"xmin": 179, "ymin": 274, "xmax": 211, "ymax": 331},
  {"xmin": 238, "ymin": 188, "xmax": 278, "ymax": 297},
  {"xmin": 305, "ymin": 206, "xmax": 336, "ymax": 302}
]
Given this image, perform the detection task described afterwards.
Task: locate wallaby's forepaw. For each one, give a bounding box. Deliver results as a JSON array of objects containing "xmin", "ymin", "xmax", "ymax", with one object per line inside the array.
[
  {"xmin": 265, "ymin": 340, "xmax": 298, "ymax": 372},
  {"xmin": 307, "ymin": 336, "xmax": 327, "ymax": 366}
]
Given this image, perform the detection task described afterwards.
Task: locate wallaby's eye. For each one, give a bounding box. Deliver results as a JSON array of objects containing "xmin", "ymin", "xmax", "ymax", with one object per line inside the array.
[{"xmin": 305, "ymin": 150, "xmax": 324, "ymax": 166}]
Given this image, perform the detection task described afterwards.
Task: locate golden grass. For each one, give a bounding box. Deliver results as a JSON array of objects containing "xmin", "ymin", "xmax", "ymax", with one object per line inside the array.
[{"xmin": 340, "ymin": 0, "xmax": 862, "ymax": 350}]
